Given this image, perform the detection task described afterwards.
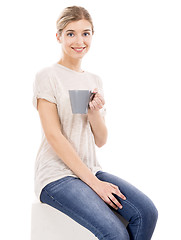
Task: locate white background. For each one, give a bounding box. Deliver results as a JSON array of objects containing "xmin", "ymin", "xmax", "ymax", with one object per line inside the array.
[{"xmin": 0, "ymin": 0, "xmax": 180, "ymax": 239}]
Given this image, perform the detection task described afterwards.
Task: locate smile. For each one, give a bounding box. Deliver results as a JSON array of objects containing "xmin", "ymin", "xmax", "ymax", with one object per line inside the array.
[{"xmin": 71, "ymin": 47, "xmax": 86, "ymax": 53}]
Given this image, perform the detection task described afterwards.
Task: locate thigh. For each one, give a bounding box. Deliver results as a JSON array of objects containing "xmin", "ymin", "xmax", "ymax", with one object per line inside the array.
[
  {"xmin": 95, "ymin": 171, "xmax": 157, "ymax": 223},
  {"xmin": 40, "ymin": 176, "xmax": 129, "ymax": 239}
]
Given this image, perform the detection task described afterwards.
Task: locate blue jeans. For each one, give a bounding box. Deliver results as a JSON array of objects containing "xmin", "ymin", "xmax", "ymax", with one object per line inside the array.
[{"xmin": 40, "ymin": 171, "xmax": 158, "ymax": 240}]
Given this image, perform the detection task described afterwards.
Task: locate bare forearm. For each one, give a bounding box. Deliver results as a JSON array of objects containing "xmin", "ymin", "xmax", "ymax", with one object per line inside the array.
[
  {"xmin": 47, "ymin": 132, "xmax": 99, "ymax": 188},
  {"xmin": 88, "ymin": 109, "xmax": 108, "ymax": 147}
]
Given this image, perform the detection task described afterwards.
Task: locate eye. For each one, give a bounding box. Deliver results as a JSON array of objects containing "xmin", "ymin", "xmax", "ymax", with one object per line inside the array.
[
  {"xmin": 83, "ymin": 32, "xmax": 90, "ymax": 36},
  {"xmin": 67, "ymin": 33, "xmax": 74, "ymax": 37}
]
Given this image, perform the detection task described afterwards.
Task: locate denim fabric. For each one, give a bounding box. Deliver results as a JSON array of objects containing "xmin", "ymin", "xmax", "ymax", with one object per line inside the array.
[{"xmin": 40, "ymin": 171, "xmax": 158, "ymax": 240}]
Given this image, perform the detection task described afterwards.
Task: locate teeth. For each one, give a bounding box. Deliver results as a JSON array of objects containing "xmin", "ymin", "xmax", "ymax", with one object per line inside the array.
[
  {"xmin": 71, "ymin": 47, "xmax": 86, "ymax": 53},
  {"xmin": 73, "ymin": 47, "xmax": 85, "ymax": 49}
]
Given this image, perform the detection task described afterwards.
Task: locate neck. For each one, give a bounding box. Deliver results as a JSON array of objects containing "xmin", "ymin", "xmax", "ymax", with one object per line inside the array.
[{"xmin": 58, "ymin": 55, "xmax": 83, "ymax": 73}]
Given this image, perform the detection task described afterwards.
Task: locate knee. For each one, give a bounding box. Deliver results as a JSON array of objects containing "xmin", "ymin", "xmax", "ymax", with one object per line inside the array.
[
  {"xmin": 142, "ymin": 198, "xmax": 158, "ymax": 227},
  {"xmin": 151, "ymin": 203, "xmax": 158, "ymax": 225}
]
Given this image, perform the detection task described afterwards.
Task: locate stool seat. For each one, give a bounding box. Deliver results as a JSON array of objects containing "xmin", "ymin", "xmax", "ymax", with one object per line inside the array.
[{"xmin": 31, "ymin": 199, "xmax": 128, "ymax": 240}]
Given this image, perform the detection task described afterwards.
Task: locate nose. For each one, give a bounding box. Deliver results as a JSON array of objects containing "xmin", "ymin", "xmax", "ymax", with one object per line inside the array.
[{"xmin": 74, "ymin": 34, "xmax": 84, "ymax": 46}]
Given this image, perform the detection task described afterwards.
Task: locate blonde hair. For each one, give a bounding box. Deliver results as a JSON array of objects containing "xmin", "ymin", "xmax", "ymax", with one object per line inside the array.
[{"xmin": 56, "ymin": 6, "xmax": 94, "ymax": 37}]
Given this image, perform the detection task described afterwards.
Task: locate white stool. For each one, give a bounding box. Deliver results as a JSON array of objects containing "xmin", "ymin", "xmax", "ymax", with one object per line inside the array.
[{"xmin": 31, "ymin": 199, "xmax": 128, "ymax": 240}]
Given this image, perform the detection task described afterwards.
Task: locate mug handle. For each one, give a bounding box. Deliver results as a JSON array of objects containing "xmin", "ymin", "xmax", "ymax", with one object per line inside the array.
[
  {"xmin": 88, "ymin": 91, "xmax": 97, "ymax": 109},
  {"xmin": 90, "ymin": 91, "xmax": 96, "ymax": 101}
]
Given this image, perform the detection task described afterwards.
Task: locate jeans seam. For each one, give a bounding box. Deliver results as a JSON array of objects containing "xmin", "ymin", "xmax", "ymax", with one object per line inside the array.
[
  {"xmin": 42, "ymin": 188, "xmax": 102, "ymax": 239},
  {"xmin": 124, "ymin": 199, "xmax": 142, "ymax": 240}
]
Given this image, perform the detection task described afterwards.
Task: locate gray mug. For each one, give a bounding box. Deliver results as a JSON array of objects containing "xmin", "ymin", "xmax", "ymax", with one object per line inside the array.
[{"xmin": 69, "ymin": 90, "xmax": 96, "ymax": 114}]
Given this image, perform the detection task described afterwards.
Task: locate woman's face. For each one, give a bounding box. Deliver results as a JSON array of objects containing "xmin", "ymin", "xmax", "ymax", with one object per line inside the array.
[{"xmin": 57, "ymin": 19, "xmax": 93, "ymax": 60}]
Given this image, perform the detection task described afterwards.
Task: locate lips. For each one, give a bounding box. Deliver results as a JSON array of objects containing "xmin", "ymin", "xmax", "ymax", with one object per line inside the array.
[{"xmin": 71, "ymin": 47, "xmax": 86, "ymax": 52}]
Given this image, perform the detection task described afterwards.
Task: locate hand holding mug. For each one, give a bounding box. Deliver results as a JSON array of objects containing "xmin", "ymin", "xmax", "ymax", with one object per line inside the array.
[{"xmin": 89, "ymin": 88, "xmax": 105, "ymax": 111}]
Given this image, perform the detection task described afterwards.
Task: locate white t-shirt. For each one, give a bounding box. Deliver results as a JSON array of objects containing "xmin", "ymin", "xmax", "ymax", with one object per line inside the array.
[{"xmin": 32, "ymin": 63, "xmax": 106, "ymax": 200}]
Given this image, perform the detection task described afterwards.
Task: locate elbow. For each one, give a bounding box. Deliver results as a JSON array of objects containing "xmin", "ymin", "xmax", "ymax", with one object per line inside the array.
[
  {"xmin": 95, "ymin": 139, "xmax": 107, "ymax": 148},
  {"xmin": 95, "ymin": 129, "xmax": 108, "ymax": 148},
  {"xmin": 96, "ymin": 143, "xmax": 106, "ymax": 148}
]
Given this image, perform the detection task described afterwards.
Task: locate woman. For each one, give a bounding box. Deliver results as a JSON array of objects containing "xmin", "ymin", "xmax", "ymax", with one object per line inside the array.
[{"xmin": 32, "ymin": 5, "xmax": 158, "ymax": 240}]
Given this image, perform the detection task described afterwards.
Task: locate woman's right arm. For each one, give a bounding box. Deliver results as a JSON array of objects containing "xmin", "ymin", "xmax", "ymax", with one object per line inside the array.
[{"xmin": 37, "ymin": 98, "xmax": 126, "ymax": 210}]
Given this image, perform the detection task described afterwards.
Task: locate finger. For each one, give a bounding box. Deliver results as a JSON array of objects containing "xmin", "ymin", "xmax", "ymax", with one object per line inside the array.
[
  {"xmin": 91, "ymin": 100, "xmax": 97, "ymax": 109},
  {"xmin": 106, "ymin": 197, "xmax": 119, "ymax": 210},
  {"xmin": 90, "ymin": 94, "xmax": 95, "ymax": 102},
  {"xmin": 91, "ymin": 100, "xmax": 100, "ymax": 110},
  {"xmin": 115, "ymin": 191, "xmax": 126, "ymax": 201},
  {"xmin": 110, "ymin": 184, "xmax": 126, "ymax": 200},
  {"xmin": 109, "ymin": 195, "xmax": 123, "ymax": 209},
  {"xmin": 115, "ymin": 189, "xmax": 126, "ymax": 200},
  {"xmin": 98, "ymin": 94, "xmax": 105, "ymax": 105},
  {"xmin": 93, "ymin": 98, "xmax": 103, "ymax": 108},
  {"xmin": 94, "ymin": 93, "xmax": 105, "ymax": 105},
  {"xmin": 89, "ymin": 102, "xmax": 95, "ymax": 110},
  {"xmin": 110, "ymin": 183, "xmax": 118, "ymax": 189}
]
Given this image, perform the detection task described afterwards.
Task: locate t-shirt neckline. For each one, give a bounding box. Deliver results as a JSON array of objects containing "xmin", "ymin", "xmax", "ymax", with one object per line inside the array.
[{"xmin": 54, "ymin": 63, "xmax": 87, "ymax": 75}]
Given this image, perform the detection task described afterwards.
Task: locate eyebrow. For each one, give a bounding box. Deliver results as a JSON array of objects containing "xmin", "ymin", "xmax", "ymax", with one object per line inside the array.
[{"xmin": 66, "ymin": 29, "xmax": 92, "ymax": 32}]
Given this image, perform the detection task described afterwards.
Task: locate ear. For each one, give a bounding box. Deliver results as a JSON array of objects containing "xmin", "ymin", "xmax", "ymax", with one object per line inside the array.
[{"xmin": 56, "ymin": 33, "xmax": 62, "ymax": 43}]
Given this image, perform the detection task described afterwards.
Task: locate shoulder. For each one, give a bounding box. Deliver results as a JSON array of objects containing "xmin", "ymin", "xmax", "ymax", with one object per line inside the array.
[
  {"xmin": 35, "ymin": 65, "xmax": 55, "ymax": 79},
  {"xmin": 86, "ymin": 71, "xmax": 103, "ymax": 84},
  {"xmin": 34, "ymin": 65, "xmax": 57, "ymax": 88},
  {"xmin": 86, "ymin": 71, "xmax": 100, "ymax": 79}
]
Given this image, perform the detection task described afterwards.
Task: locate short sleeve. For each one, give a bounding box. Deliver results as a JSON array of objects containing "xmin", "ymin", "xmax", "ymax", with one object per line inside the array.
[
  {"xmin": 32, "ymin": 68, "xmax": 57, "ymax": 110},
  {"xmin": 96, "ymin": 76, "xmax": 107, "ymax": 117}
]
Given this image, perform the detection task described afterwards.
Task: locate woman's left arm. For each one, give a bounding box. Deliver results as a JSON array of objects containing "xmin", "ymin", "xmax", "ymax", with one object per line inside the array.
[{"xmin": 88, "ymin": 88, "xmax": 108, "ymax": 147}]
